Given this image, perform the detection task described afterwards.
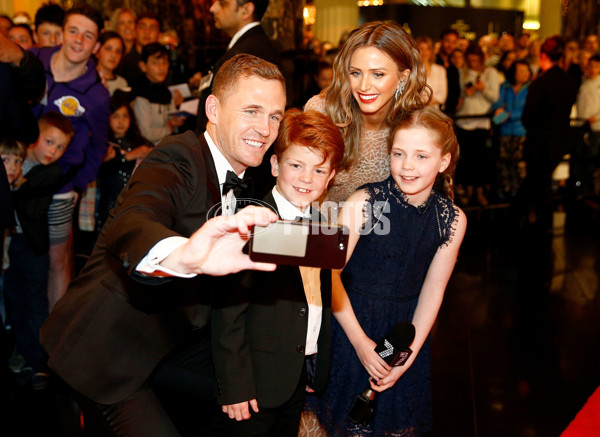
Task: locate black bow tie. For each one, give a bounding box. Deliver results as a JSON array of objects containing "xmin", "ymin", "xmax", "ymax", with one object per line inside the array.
[{"xmin": 222, "ymin": 170, "xmax": 252, "ymax": 197}]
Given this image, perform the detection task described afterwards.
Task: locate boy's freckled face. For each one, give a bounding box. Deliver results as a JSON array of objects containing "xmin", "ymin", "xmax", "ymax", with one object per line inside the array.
[
  {"xmin": 2, "ymin": 154, "xmax": 24, "ymax": 184},
  {"xmin": 270, "ymin": 144, "xmax": 336, "ymax": 210},
  {"xmin": 29, "ymin": 126, "xmax": 71, "ymax": 165},
  {"xmin": 141, "ymin": 53, "xmax": 169, "ymax": 83}
]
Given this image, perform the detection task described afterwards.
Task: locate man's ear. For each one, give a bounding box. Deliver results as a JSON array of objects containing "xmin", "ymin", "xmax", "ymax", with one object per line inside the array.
[
  {"xmin": 240, "ymin": 2, "xmax": 255, "ymax": 21},
  {"xmin": 91, "ymin": 41, "xmax": 101, "ymax": 55},
  {"xmin": 138, "ymin": 60, "xmax": 147, "ymax": 73},
  {"xmin": 206, "ymin": 94, "xmax": 219, "ymax": 125},
  {"xmin": 270, "ymin": 154, "xmax": 279, "ymax": 177}
]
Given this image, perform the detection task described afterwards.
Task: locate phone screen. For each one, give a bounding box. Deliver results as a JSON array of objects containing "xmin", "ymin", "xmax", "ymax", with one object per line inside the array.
[
  {"xmin": 249, "ymin": 220, "xmax": 349, "ymax": 269},
  {"xmin": 252, "ymin": 222, "xmax": 308, "ymax": 257}
]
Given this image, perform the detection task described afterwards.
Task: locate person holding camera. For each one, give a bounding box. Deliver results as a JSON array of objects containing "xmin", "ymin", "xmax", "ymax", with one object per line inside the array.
[
  {"xmin": 455, "ymin": 43, "xmax": 501, "ymax": 206},
  {"xmin": 39, "ymin": 54, "xmax": 286, "ymax": 436}
]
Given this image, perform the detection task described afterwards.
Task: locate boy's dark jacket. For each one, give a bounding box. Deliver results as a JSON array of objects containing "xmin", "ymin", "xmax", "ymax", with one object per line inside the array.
[
  {"xmin": 211, "ymin": 190, "xmax": 332, "ymax": 408},
  {"xmin": 14, "ymin": 163, "xmax": 68, "ymax": 255}
]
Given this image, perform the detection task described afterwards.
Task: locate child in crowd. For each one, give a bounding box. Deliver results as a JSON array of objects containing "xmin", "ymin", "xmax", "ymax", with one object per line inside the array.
[
  {"xmin": 1, "ymin": 139, "xmax": 25, "ymax": 269},
  {"xmin": 131, "ymin": 42, "xmax": 185, "ymax": 144},
  {"xmin": 95, "ymin": 30, "xmax": 129, "ymax": 95},
  {"xmin": 302, "ymin": 61, "xmax": 333, "ymax": 106},
  {"xmin": 305, "ymin": 106, "xmax": 466, "ymax": 436},
  {"xmin": 33, "ymin": 2, "xmax": 64, "ymax": 47},
  {"xmin": 1, "ymin": 139, "xmax": 25, "ymax": 188},
  {"xmin": 95, "ymin": 91, "xmax": 152, "ymax": 234},
  {"xmin": 3, "ymin": 111, "xmax": 73, "ymax": 389},
  {"xmin": 492, "ymin": 60, "xmax": 532, "ymax": 199},
  {"xmin": 8, "ymin": 23, "xmax": 34, "ymax": 50},
  {"xmin": 211, "ymin": 109, "xmax": 345, "ymax": 436}
]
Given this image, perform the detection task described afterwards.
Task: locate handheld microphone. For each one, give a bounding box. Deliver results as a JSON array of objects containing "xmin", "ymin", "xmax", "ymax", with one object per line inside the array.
[{"xmin": 348, "ymin": 321, "xmax": 415, "ymax": 425}]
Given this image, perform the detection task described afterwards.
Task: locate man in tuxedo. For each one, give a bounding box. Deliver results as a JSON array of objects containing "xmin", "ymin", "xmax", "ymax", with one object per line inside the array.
[
  {"xmin": 194, "ymin": 0, "xmax": 280, "ymax": 199},
  {"xmin": 512, "ymin": 35, "xmax": 579, "ymax": 399},
  {"xmin": 39, "ymin": 54, "xmax": 286, "ymax": 436}
]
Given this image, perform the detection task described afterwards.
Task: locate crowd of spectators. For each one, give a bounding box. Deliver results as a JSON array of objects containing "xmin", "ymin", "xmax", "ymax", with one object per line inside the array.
[{"xmin": 416, "ymin": 27, "xmax": 599, "ymax": 206}]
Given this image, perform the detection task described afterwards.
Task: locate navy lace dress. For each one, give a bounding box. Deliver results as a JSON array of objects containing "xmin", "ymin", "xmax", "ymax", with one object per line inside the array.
[{"xmin": 310, "ymin": 176, "xmax": 458, "ymax": 436}]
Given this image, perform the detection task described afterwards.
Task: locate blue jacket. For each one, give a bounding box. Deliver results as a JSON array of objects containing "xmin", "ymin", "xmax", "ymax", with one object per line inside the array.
[
  {"xmin": 492, "ymin": 81, "xmax": 530, "ymax": 137},
  {"xmin": 30, "ymin": 46, "xmax": 110, "ymax": 194}
]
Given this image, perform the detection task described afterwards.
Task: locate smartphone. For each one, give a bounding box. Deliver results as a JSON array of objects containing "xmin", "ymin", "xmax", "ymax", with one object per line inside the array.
[{"xmin": 249, "ymin": 220, "xmax": 349, "ymax": 269}]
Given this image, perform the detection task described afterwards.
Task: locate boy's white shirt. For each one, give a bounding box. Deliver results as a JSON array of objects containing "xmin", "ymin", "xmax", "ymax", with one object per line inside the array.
[{"xmin": 271, "ymin": 186, "xmax": 322, "ymax": 356}]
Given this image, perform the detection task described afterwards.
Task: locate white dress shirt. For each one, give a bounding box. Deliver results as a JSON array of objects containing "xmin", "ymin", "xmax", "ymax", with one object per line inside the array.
[
  {"xmin": 228, "ymin": 22, "xmax": 261, "ymax": 50},
  {"xmin": 136, "ymin": 131, "xmax": 244, "ymax": 277},
  {"xmin": 271, "ymin": 187, "xmax": 322, "ymax": 356}
]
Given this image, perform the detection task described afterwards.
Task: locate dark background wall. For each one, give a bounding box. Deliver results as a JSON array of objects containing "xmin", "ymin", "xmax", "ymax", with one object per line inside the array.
[{"xmin": 360, "ymin": 4, "xmax": 524, "ymax": 40}]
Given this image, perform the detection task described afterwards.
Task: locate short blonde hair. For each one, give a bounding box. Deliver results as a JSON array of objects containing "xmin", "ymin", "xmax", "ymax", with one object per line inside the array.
[
  {"xmin": 0, "ymin": 138, "xmax": 26, "ymax": 160},
  {"xmin": 212, "ymin": 54, "xmax": 285, "ymax": 104}
]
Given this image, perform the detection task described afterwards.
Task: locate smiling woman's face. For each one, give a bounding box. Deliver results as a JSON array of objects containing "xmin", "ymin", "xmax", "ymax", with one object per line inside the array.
[{"xmin": 348, "ymin": 46, "xmax": 403, "ymax": 118}]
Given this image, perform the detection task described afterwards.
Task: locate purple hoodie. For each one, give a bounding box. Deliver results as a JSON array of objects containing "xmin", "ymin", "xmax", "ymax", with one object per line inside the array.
[{"xmin": 30, "ymin": 46, "xmax": 110, "ymax": 194}]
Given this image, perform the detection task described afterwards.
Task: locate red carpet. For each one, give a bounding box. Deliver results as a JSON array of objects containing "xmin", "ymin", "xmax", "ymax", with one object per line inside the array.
[{"xmin": 561, "ymin": 386, "xmax": 600, "ymax": 436}]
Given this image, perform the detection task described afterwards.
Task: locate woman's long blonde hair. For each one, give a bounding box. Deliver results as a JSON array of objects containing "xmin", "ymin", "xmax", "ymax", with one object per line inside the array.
[{"xmin": 321, "ymin": 21, "xmax": 431, "ymax": 169}]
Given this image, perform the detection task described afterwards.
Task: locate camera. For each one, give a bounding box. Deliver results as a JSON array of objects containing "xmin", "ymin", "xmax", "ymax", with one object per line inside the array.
[{"xmin": 249, "ymin": 220, "xmax": 349, "ymax": 269}]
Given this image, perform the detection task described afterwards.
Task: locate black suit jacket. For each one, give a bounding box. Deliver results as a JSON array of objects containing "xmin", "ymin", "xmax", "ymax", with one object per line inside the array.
[
  {"xmin": 211, "ymin": 191, "xmax": 331, "ymax": 409},
  {"xmin": 40, "ymin": 131, "xmax": 222, "ymax": 405},
  {"xmin": 522, "ymin": 65, "xmax": 579, "ymax": 166}
]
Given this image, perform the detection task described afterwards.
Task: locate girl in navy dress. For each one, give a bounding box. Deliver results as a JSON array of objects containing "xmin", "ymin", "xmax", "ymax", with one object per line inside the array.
[{"xmin": 307, "ymin": 106, "xmax": 467, "ymax": 436}]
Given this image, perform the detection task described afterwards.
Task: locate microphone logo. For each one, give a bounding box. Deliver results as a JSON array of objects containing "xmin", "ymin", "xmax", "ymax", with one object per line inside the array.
[{"xmin": 378, "ymin": 339, "xmax": 394, "ymax": 360}]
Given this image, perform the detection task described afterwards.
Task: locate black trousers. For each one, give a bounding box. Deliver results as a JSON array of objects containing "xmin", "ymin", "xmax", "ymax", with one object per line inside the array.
[
  {"xmin": 456, "ymin": 127, "xmax": 493, "ymax": 187},
  {"xmin": 73, "ymin": 383, "xmax": 180, "ymax": 437},
  {"xmin": 227, "ymin": 366, "xmax": 308, "ymax": 437},
  {"xmin": 73, "ymin": 327, "xmax": 228, "ymax": 437}
]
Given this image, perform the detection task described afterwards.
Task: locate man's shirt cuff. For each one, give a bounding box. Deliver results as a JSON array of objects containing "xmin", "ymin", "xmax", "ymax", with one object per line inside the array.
[{"xmin": 135, "ymin": 236, "xmax": 197, "ymax": 278}]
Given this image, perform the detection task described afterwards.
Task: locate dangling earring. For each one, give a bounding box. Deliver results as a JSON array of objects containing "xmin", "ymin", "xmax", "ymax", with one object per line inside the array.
[{"xmin": 395, "ymin": 78, "xmax": 406, "ymax": 99}]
